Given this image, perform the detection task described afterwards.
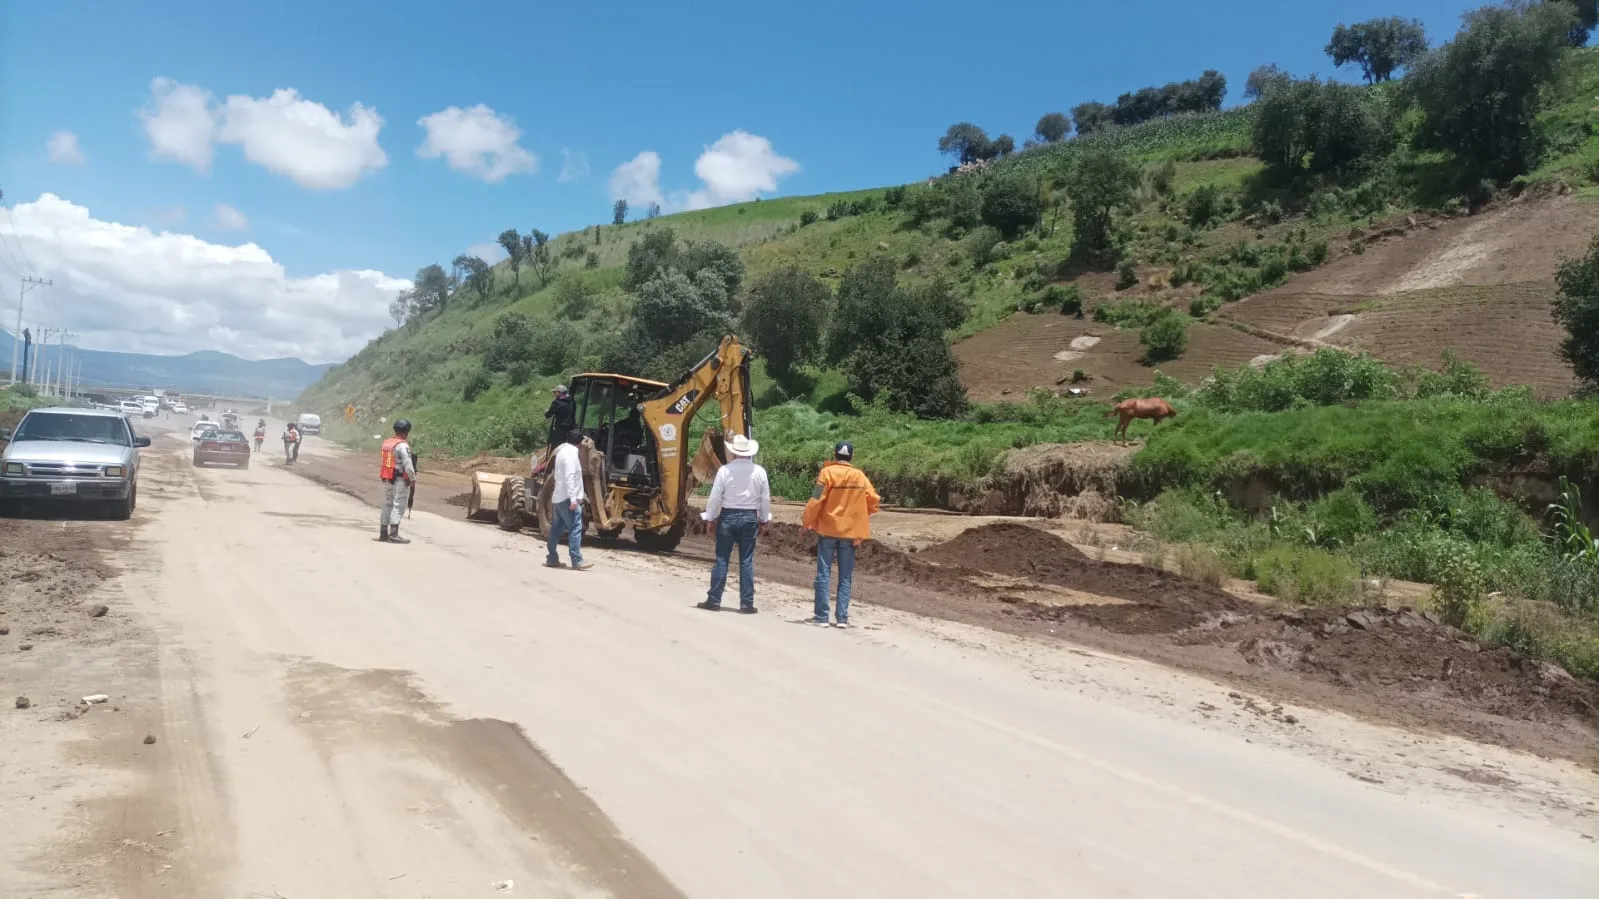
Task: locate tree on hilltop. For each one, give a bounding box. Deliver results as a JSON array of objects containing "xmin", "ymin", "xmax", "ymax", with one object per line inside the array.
[
  {"xmin": 1035, "ymin": 112, "xmax": 1072, "ymax": 143},
  {"xmin": 497, "ymin": 229, "xmax": 524, "ymax": 291},
  {"xmin": 612, "ymin": 199, "xmax": 628, "ymax": 225},
  {"xmin": 938, "ymin": 122, "xmax": 992, "ymax": 165},
  {"xmin": 1063, "ymin": 147, "xmax": 1139, "ymax": 266},
  {"xmin": 452, "ymin": 254, "xmax": 494, "ymax": 302},
  {"xmin": 1072, "ymin": 101, "xmax": 1114, "ymax": 135},
  {"xmin": 1325, "ymin": 17, "xmax": 1428, "ymax": 83},
  {"xmin": 1244, "ymin": 64, "xmax": 1292, "ymax": 100}
]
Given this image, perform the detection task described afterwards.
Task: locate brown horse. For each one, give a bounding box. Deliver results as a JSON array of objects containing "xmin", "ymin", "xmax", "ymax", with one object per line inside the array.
[{"xmin": 1106, "ymin": 397, "xmax": 1177, "ymax": 443}]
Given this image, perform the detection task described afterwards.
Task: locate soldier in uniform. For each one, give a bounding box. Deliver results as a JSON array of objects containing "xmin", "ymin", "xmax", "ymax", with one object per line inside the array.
[{"xmin": 378, "ymin": 419, "xmax": 416, "ymax": 544}]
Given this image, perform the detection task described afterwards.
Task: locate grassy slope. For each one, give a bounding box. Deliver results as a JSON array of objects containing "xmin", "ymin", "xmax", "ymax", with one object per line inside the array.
[{"xmin": 303, "ymin": 50, "xmax": 1599, "ymax": 468}]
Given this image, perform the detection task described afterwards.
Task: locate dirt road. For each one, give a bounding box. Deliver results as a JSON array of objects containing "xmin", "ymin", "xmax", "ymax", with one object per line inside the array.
[{"xmin": 3, "ymin": 427, "xmax": 1597, "ymax": 898}]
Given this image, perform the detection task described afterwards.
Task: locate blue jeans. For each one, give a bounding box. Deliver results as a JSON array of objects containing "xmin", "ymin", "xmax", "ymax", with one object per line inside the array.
[
  {"xmin": 814, "ymin": 537, "xmax": 856, "ymax": 622},
  {"xmin": 707, "ymin": 509, "xmax": 759, "ymax": 609},
  {"xmin": 547, "ymin": 501, "xmax": 584, "ymax": 565}
]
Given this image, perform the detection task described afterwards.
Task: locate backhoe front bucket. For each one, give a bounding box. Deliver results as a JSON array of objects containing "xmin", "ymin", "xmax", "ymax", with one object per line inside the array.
[{"xmin": 468, "ymin": 471, "xmax": 509, "ymax": 522}]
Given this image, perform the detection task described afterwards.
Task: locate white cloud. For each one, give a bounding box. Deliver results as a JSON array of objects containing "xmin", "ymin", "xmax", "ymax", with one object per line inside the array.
[
  {"xmin": 682, "ymin": 131, "xmax": 800, "ymax": 210},
  {"xmin": 558, "ymin": 147, "xmax": 590, "ymax": 183},
  {"xmin": 213, "ymin": 203, "xmax": 249, "ymax": 231},
  {"xmin": 608, "ymin": 131, "xmax": 798, "ymax": 215},
  {"xmin": 140, "ymin": 77, "xmax": 218, "ymax": 172},
  {"xmin": 4, "ymin": 193, "xmax": 406, "ymax": 363},
  {"xmin": 608, "ymin": 151, "xmax": 664, "ymax": 211},
  {"xmin": 47, "ymin": 131, "xmax": 86, "ymax": 165},
  {"xmin": 138, "ymin": 78, "xmax": 388, "ymax": 189},
  {"xmin": 465, "ymin": 241, "xmax": 507, "ymax": 264},
  {"xmin": 219, "ymin": 89, "xmax": 388, "ymax": 190},
  {"xmin": 416, "ymin": 105, "xmax": 538, "ymax": 183}
]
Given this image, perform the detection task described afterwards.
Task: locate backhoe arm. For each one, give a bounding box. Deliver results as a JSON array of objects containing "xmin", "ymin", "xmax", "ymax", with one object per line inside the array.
[{"xmin": 637, "ymin": 335, "xmax": 754, "ymax": 517}]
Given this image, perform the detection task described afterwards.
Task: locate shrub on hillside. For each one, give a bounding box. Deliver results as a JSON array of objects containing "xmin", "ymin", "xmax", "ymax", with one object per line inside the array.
[
  {"xmin": 555, "ymin": 278, "xmax": 596, "ymax": 319},
  {"xmin": 799, "ymin": 210, "xmax": 819, "ymax": 227},
  {"xmin": 964, "ymin": 226, "xmax": 1006, "ymax": 269},
  {"xmin": 1197, "ymin": 348, "xmax": 1401, "ymax": 412},
  {"xmin": 1094, "ymin": 299, "xmax": 1168, "ymax": 329},
  {"xmin": 978, "ymin": 171, "xmax": 1044, "ymax": 239},
  {"xmin": 584, "ymin": 251, "xmax": 600, "ymax": 270},
  {"xmin": 1251, "ymin": 77, "xmax": 1394, "ymax": 177},
  {"xmin": 1116, "ymin": 259, "xmax": 1139, "ymax": 290},
  {"xmin": 1407, "ymin": 1, "xmax": 1575, "ymax": 180},
  {"xmin": 826, "ymin": 258, "xmax": 968, "ymax": 419},
  {"xmin": 743, "ymin": 266, "xmax": 833, "ymax": 394},
  {"xmin": 1139, "ymin": 311, "xmax": 1188, "ymax": 363},
  {"xmin": 1184, "ymin": 183, "xmax": 1230, "ymax": 228},
  {"xmin": 483, "ymin": 312, "xmax": 535, "ymax": 372},
  {"xmin": 1046, "ymin": 283, "xmax": 1084, "ymax": 316},
  {"xmin": 1553, "ymin": 235, "xmax": 1599, "ymax": 393},
  {"xmin": 529, "ymin": 321, "xmax": 582, "ymax": 376},
  {"xmin": 1064, "ymin": 147, "xmax": 1141, "ymax": 267},
  {"xmin": 462, "ymin": 369, "xmax": 492, "ymax": 403}
]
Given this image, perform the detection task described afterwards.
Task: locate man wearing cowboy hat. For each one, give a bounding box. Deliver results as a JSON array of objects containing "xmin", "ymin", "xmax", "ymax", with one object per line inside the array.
[{"xmin": 696, "ymin": 433, "xmax": 772, "ymax": 614}]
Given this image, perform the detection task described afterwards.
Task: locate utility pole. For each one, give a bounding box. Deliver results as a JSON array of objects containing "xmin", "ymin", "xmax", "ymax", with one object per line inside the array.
[
  {"xmin": 10, "ymin": 276, "xmax": 51, "ymax": 385},
  {"xmin": 52, "ymin": 332, "xmax": 74, "ymax": 398}
]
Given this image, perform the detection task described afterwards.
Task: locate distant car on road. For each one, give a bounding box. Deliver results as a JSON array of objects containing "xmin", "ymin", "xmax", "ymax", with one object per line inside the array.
[
  {"xmin": 192, "ymin": 429, "xmax": 251, "ymax": 469},
  {"xmin": 119, "ymin": 400, "xmax": 146, "ymax": 417},
  {"xmin": 172, "ymin": 401, "xmax": 189, "ymax": 414},
  {"xmin": 296, "ymin": 412, "xmax": 322, "ymax": 436},
  {"xmin": 190, "ymin": 421, "xmax": 218, "ymax": 443},
  {"xmin": 0, "ymin": 406, "xmax": 152, "ymax": 519}
]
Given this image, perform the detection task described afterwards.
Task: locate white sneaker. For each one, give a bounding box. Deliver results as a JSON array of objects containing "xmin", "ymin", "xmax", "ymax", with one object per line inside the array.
[{"xmin": 832, "ymin": 620, "xmax": 851, "ymax": 629}]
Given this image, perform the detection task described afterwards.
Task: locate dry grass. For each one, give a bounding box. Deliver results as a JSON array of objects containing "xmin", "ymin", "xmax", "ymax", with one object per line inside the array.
[{"xmin": 1176, "ymin": 544, "xmax": 1229, "ymax": 588}]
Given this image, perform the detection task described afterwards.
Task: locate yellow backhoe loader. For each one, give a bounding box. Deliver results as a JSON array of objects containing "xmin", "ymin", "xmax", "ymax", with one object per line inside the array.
[{"xmin": 468, "ymin": 334, "xmax": 754, "ymax": 552}]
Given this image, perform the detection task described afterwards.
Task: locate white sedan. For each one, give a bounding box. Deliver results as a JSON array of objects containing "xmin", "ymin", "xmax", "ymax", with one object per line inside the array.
[{"xmin": 190, "ymin": 421, "xmax": 219, "ymax": 442}]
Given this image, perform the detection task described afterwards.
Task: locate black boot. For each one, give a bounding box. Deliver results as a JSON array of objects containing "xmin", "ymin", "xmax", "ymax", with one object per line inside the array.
[
  {"xmin": 388, "ymin": 526, "xmax": 410, "ymax": 545},
  {"xmin": 377, "ymin": 524, "xmax": 391, "ymax": 542}
]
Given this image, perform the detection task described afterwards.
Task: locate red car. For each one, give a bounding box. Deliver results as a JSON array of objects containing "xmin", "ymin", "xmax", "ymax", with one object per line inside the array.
[{"xmin": 192, "ymin": 429, "xmax": 252, "ymax": 469}]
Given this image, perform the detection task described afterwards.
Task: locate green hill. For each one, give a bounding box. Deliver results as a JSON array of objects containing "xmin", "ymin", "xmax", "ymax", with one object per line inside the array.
[{"xmin": 302, "ymin": 45, "xmax": 1599, "ymax": 465}]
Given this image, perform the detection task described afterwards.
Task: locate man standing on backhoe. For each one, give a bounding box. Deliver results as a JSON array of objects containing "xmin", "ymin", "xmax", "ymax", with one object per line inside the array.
[
  {"xmin": 544, "ymin": 385, "xmax": 576, "ymax": 451},
  {"xmin": 803, "ymin": 441, "xmax": 880, "ymax": 628},
  {"xmin": 378, "ymin": 419, "xmax": 416, "ymax": 544}
]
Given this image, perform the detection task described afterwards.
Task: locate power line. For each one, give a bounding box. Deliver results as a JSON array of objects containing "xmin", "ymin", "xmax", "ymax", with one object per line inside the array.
[
  {"xmin": 9, "ymin": 276, "xmax": 51, "ymax": 384},
  {"xmin": 0, "ymin": 204, "xmax": 35, "ymax": 274}
]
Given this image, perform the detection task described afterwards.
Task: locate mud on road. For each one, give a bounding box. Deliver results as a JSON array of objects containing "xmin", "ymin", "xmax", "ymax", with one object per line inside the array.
[{"xmin": 299, "ymin": 440, "xmax": 1599, "ymax": 766}]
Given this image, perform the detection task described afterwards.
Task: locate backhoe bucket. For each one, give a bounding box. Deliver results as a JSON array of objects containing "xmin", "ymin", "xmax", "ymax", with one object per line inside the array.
[
  {"xmin": 468, "ymin": 471, "xmax": 509, "ymax": 522},
  {"xmin": 689, "ymin": 428, "xmax": 729, "ymax": 490}
]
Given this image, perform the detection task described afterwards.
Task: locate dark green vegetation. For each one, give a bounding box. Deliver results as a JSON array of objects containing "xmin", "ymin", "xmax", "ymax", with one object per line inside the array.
[{"xmin": 302, "ymin": 3, "xmax": 1599, "ymax": 677}]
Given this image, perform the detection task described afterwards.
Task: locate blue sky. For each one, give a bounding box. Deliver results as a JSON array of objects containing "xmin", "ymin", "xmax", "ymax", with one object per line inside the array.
[{"xmin": 0, "ymin": 0, "xmax": 1478, "ymax": 360}]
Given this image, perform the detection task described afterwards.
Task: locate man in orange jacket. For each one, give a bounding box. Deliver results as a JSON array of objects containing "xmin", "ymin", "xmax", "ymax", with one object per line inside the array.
[{"xmin": 801, "ymin": 441, "xmax": 880, "ymax": 628}]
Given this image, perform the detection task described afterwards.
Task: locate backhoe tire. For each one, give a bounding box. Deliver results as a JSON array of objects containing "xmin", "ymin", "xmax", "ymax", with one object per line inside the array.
[
  {"xmin": 497, "ymin": 477, "xmax": 528, "ymax": 532},
  {"xmin": 633, "ymin": 515, "xmax": 688, "ymax": 553}
]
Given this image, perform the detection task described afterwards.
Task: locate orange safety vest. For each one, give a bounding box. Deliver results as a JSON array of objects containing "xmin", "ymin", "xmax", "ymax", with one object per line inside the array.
[{"xmin": 379, "ymin": 436, "xmax": 407, "ymax": 481}]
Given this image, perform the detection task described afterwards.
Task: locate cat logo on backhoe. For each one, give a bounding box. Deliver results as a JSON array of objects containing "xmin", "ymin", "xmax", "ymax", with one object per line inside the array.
[{"xmin": 670, "ymin": 390, "xmax": 698, "ymax": 415}]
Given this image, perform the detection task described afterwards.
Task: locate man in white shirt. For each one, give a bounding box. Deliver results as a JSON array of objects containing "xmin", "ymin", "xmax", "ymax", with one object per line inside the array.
[
  {"xmin": 696, "ymin": 433, "xmax": 772, "ymax": 614},
  {"xmin": 546, "ymin": 429, "xmax": 593, "ymax": 571}
]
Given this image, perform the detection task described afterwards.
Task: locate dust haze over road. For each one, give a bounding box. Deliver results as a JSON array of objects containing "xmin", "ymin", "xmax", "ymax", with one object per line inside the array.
[{"xmin": 1, "ymin": 421, "xmax": 1596, "ymax": 898}]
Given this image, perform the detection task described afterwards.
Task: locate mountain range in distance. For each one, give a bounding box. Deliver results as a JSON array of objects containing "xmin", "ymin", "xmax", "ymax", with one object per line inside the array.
[{"xmin": 0, "ymin": 330, "xmax": 332, "ymax": 398}]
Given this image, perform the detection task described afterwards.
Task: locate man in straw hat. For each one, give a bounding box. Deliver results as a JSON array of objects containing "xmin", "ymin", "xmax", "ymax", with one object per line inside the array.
[{"xmin": 696, "ymin": 433, "xmax": 771, "ymax": 614}]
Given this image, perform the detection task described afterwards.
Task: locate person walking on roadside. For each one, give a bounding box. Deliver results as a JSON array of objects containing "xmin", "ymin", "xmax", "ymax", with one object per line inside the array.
[
  {"xmin": 803, "ymin": 441, "xmax": 881, "ymax": 628},
  {"xmin": 544, "ymin": 385, "xmax": 576, "ymax": 450},
  {"xmin": 281, "ymin": 422, "xmax": 300, "ymax": 465},
  {"xmin": 378, "ymin": 419, "xmax": 416, "ymax": 544},
  {"xmin": 696, "ymin": 434, "xmax": 772, "ymax": 615},
  {"xmin": 253, "ymin": 419, "xmax": 266, "ymax": 453},
  {"xmin": 547, "ymin": 429, "xmax": 592, "ymax": 571}
]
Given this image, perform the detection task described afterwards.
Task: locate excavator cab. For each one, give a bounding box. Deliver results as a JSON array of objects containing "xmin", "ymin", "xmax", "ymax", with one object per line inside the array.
[{"xmin": 568, "ymin": 373, "xmax": 667, "ymax": 489}]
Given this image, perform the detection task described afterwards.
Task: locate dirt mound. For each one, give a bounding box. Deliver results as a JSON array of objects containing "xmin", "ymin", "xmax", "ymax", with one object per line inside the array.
[
  {"xmin": 759, "ymin": 523, "xmax": 984, "ymax": 593},
  {"xmin": 443, "ymin": 492, "xmax": 470, "ymax": 508},
  {"xmin": 1217, "ymin": 607, "xmax": 1599, "ymax": 726},
  {"xmin": 918, "ymin": 523, "xmax": 1253, "ymax": 632},
  {"xmin": 918, "ymin": 522, "xmax": 1087, "ymax": 565}
]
